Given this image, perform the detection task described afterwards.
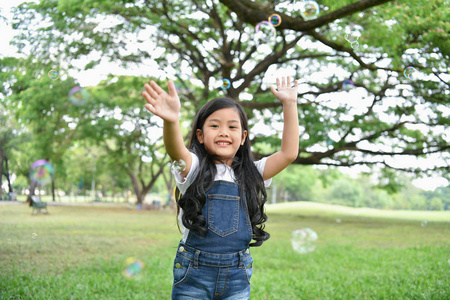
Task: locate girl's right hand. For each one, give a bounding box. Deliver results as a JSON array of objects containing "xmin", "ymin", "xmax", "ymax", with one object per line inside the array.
[{"xmin": 142, "ymin": 80, "xmax": 180, "ymax": 123}]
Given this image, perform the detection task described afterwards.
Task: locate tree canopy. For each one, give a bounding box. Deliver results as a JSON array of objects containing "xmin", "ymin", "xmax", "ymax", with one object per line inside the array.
[{"xmin": 1, "ymin": 0, "xmax": 449, "ymax": 201}]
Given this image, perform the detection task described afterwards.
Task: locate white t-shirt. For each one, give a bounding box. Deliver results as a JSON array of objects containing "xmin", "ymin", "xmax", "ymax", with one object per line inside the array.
[{"xmin": 174, "ymin": 152, "xmax": 272, "ymax": 243}]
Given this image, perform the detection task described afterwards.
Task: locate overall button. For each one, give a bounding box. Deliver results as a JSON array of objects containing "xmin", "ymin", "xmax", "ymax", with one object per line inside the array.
[
  {"xmin": 175, "ymin": 263, "xmax": 183, "ymax": 269},
  {"xmin": 178, "ymin": 246, "xmax": 185, "ymax": 252}
]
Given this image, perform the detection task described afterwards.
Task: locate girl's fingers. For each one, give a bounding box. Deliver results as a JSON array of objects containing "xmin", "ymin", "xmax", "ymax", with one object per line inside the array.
[
  {"xmin": 142, "ymin": 91, "xmax": 157, "ymax": 107},
  {"xmin": 276, "ymin": 76, "xmax": 297, "ymax": 88},
  {"xmin": 150, "ymin": 80, "xmax": 165, "ymax": 95},
  {"xmin": 270, "ymin": 84, "xmax": 278, "ymax": 95},
  {"xmin": 167, "ymin": 80, "xmax": 178, "ymax": 98},
  {"xmin": 144, "ymin": 103, "xmax": 155, "ymax": 114},
  {"xmin": 144, "ymin": 83, "xmax": 159, "ymax": 99}
]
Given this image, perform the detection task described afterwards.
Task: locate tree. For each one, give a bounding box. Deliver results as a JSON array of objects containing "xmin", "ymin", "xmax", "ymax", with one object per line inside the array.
[
  {"xmin": 422, "ymin": 186, "xmax": 450, "ymax": 210},
  {"xmin": 428, "ymin": 197, "xmax": 443, "ymax": 211},
  {"xmin": 0, "ymin": 102, "xmax": 15, "ymax": 199},
  {"xmin": 328, "ymin": 177, "xmax": 365, "ymax": 207},
  {"xmin": 80, "ymin": 76, "xmax": 171, "ymax": 205},
  {"xmin": 272, "ymin": 164, "xmax": 319, "ymax": 202},
  {"xmin": 1, "ymin": 57, "xmax": 93, "ymax": 201},
  {"xmin": 6, "ymin": 0, "xmax": 449, "ymax": 188}
]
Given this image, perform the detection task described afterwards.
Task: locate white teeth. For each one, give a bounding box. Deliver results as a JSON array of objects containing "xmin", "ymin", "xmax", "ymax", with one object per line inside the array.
[{"xmin": 217, "ymin": 142, "xmax": 230, "ymax": 145}]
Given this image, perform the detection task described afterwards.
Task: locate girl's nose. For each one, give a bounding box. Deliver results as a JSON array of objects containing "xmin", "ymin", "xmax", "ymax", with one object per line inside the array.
[{"xmin": 219, "ymin": 130, "xmax": 229, "ymax": 137}]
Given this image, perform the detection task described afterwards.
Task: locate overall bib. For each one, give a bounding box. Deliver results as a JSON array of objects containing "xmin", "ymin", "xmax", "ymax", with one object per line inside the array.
[{"xmin": 171, "ymin": 181, "xmax": 254, "ymax": 300}]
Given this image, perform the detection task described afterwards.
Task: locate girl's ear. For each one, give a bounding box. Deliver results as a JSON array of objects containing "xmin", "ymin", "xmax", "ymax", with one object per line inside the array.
[
  {"xmin": 196, "ymin": 129, "xmax": 204, "ymax": 144},
  {"xmin": 241, "ymin": 130, "xmax": 248, "ymax": 145}
]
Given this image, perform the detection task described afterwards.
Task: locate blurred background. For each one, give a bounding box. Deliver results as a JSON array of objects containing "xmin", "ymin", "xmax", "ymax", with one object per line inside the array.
[{"xmin": 0, "ymin": 0, "xmax": 449, "ymax": 210}]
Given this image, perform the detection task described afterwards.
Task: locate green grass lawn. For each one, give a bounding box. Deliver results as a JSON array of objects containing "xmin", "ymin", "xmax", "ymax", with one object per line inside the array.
[{"xmin": 1, "ymin": 202, "xmax": 449, "ymax": 299}]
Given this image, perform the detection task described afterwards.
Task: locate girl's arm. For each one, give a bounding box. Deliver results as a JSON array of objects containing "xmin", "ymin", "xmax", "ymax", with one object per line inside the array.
[
  {"xmin": 262, "ymin": 76, "xmax": 299, "ymax": 181},
  {"xmin": 142, "ymin": 80, "xmax": 192, "ymax": 178}
]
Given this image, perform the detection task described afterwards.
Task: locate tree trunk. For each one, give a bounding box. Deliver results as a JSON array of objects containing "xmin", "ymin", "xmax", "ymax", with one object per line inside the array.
[
  {"xmin": 52, "ymin": 179, "xmax": 56, "ymax": 201},
  {"xmin": 162, "ymin": 170, "xmax": 176, "ymax": 209},
  {"xmin": 136, "ymin": 191, "xmax": 144, "ymax": 205},
  {"xmin": 0, "ymin": 147, "xmax": 3, "ymax": 200},
  {"xmin": 129, "ymin": 162, "xmax": 166, "ymax": 206},
  {"xmin": 4, "ymin": 155, "xmax": 13, "ymax": 194},
  {"xmin": 27, "ymin": 181, "xmax": 38, "ymax": 204},
  {"xmin": 129, "ymin": 172, "xmax": 142, "ymax": 205}
]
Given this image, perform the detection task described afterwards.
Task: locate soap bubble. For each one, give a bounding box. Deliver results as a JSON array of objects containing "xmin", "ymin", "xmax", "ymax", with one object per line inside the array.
[
  {"xmin": 268, "ymin": 14, "xmax": 282, "ymax": 27},
  {"xmin": 48, "ymin": 70, "xmax": 59, "ymax": 80},
  {"xmin": 291, "ymin": 227, "xmax": 318, "ymax": 254},
  {"xmin": 30, "ymin": 159, "xmax": 54, "ymax": 185},
  {"xmin": 404, "ymin": 66, "xmax": 416, "ymax": 79},
  {"xmin": 221, "ymin": 78, "xmax": 231, "ymax": 90},
  {"xmin": 68, "ymin": 86, "xmax": 90, "ymax": 106},
  {"xmin": 8, "ymin": 239, "xmax": 12, "ymax": 244},
  {"xmin": 171, "ymin": 159, "xmax": 186, "ymax": 176},
  {"xmin": 300, "ymin": 1, "xmax": 320, "ymax": 20},
  {"xmin": 351, "ymin": 41, "xmax": 360, "ymax": 49},
  {"xmin": 342, "ymin": 79, "xmax": 355, "ymax": 90},
  {"xmin": 123, "ymin": 257, "xmax": 144, "ymax": 278},
  {"xmin": 336, "ymin": 219, "xmax": 342, "ymax": 223},
  {"xmin": 421, "ymin": 220, "xmax": 428, "ymax": 227},
  {"xmin": 31, "ymin": 233, "xmax": 38, "ymax": 239},
  {"xmin": 255, "ymin": 21, "xmax": 276, "ymax": 44}
]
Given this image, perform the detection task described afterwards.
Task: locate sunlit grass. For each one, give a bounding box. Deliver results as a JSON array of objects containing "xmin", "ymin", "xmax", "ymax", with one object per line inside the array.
[{"xmin": 1, "ymin": 202, "xmax": 449, "ymax": 299}]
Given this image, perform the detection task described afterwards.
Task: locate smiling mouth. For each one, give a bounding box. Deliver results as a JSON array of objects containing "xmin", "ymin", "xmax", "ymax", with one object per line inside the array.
[{"xmin": 216, "ymin": 142, "xmax": 231, "ymax": 146}]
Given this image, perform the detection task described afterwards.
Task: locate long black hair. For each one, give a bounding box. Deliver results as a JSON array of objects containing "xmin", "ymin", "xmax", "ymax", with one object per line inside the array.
[{"xmin": 175, "ymin": 97, "xmax": 270, "ymax": 247}]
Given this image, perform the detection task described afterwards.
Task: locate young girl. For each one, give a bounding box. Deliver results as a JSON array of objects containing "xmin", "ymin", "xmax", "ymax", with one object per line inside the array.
[{"xmin": 142, "ymin": 76, "xmax": 299, "ymax": 299}]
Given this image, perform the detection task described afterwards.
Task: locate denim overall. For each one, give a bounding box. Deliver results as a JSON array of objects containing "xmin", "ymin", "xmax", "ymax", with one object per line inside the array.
[{"xmin": 172, "ymin": 181, "xmax": 254, "ymax": 300}]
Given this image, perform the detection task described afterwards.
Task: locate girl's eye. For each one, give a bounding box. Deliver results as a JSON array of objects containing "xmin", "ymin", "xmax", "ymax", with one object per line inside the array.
[
  {"xmin": 229, "ymin": 126, "xmax": 237, "ymax": 129},
  {"xmin": 211, "ymin": 125, "xmax": 219, "ymax": 128}
]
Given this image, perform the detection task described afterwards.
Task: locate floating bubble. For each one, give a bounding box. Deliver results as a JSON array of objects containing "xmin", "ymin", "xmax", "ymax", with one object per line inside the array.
[
  {"xmin": 221, "ymin": 78, "xmax": 231, "ymax": 90},
  {"xmin": 421, "ymin": 220, "xmax": 428, "ymax": 227},
  {"xmin": 342, "ymin": 79, "xmax": 355, "ymax": 90},
  {"xmin": 48, "ymin": 70, "xmax": 59, "ymax": 80},
  {"xmin": 68, "ymin": 86, "xmax": 90, "ymax": 106},
  {"xmin": 351, "ymin": 41, "xmax": 360, "ymax": 49},
  {"xmin": 300, "ymin": 1, "xmax": 320, "ymax": 20},
  {"xmin": 404, "ymin": 66, "xmax": 416, "ymax": 79},
  {"xmin": 336, "ymin": 219, "xmax": 341, "ymax": 223},
  {"xmin": 268, "ymin": 14, "xmax": 282, "ymax": 27},
  {"xmin": 291, "ymin": 227, "xmax": 318, "ymax": 254},
  {"xmin": 171, "ymin": 159, "xmax": 186, "ymax": 176},
  {"xmin": 345, "ymin": 32, "xmax": 360, "ymax": 43},
  {"xmin": 123, "ymin": 257, "xmax": 144, "ymax": 278},
  {"xmin": 31, "ymin": 233, "xmax": 38, "ymax": 239},
  {"xmin": 30, "ymin": 159, "xmax": 54, "ymax": 185},
  {"xmin": 255, "ymin": 21, "xmax": 276, "ymax": 44},
  {"xmin": 8, "ymin": 239, "xmax": 12, "ymax": 244}
]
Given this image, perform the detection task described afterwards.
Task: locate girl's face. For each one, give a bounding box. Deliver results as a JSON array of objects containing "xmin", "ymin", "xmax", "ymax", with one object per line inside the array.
[{"xmin": 196, "ymin": 107, "xmax": 247, "ymax": 166}]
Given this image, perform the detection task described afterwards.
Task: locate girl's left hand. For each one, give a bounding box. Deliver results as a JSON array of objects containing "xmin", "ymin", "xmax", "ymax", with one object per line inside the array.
[{"xmin": 270, "ymin": 77, "xmax": 298, "ymax": 105}]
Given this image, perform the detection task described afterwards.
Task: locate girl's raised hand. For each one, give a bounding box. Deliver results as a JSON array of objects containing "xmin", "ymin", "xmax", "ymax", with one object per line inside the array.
[
  {"xmin": 270, "ymin": 77, "xmax": 298, "ymax": 105},
  {"xmin": 142, "ymin": 80, "xmax": 180, "ymax": 123}
]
